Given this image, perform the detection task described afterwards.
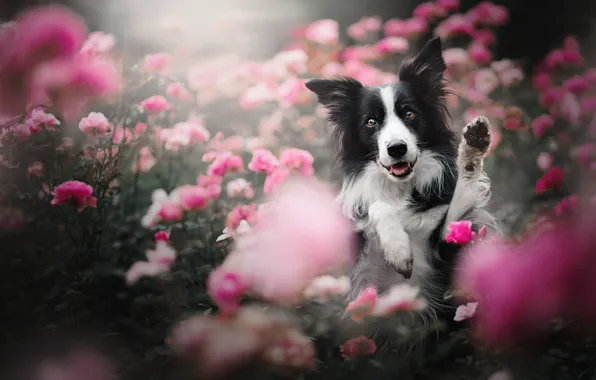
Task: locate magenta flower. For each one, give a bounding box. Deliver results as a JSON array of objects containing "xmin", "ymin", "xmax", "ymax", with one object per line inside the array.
[
  {"xmin": 207, "ymin": 151, "xmax": 243, "ymax": 177},
  {"xmin": 131, "ymin": 147, "xmax": 157, "ymax": 173},
  {"xmin": 248, "ymin": 148, "xmax": 280, "ymax": 174},
  {"xmin": 554, "ymin": 194, "xmax": 578, "ymax": 216},
  {"xmin": 563, "ymin": 75, "xmax": 591, "ymax": 94},
  {"xmin": 171, "ymin": 185, "xmax": 209, "ymax": 211},
  {"xmin": 197, "ymin": 175, "xmax": 222, "ymax": 200},
  {"xmin": 207, "ymin": 268, "xmax": 249, "ymax": 313},
  {"xmin": 264, "ymin": 168, "xmax": 290, "ymax": 194},
  {"xmin": 154, "ymin": 231, "xmax": 170, "ymax": 242},
  {"xmin": 535, "ymin": 167, "xmax": 564, "ymax": 194},
  {"xmin": 51, "ymin": 180, "xmax": 97, "ymax": 212},
  {"xmin": 445, "ymin": 220, "xmax": 477, "ymax": 244},
  {"xmin": 468, "ymin": 42, "xmax": 492, "ymax": 65},
  {"xmin": 80, "ymin": 31, "xmax": 115, "ymax": 56},
  {"xmin": 157, "ymin": 200, "xmax": 184, "ymax": 222},
  {"xmin": 279, "ymin": 148, "xmax": 314, "ymax": 177},
  {"xmin": 376, "ymin": 37, "xmax": 409, "ymax": 54},
  {"xmin": 226, "ymin": 204, "xmax": 258, "ymax": 231},
  {"xmin": 531, "ymin": 114, "xmax": 554, "ymax": 138}
]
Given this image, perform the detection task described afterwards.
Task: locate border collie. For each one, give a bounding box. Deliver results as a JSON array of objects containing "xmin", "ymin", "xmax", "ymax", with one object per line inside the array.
[{"xmin": 302, "ymin": 37, "xmax": 496, "ymax": 344}]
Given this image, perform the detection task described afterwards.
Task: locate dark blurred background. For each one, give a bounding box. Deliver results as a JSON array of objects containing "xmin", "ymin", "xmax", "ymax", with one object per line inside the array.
[{"xmin": 2, "ymin": 0, "xmax": 595, "ymax": 70}]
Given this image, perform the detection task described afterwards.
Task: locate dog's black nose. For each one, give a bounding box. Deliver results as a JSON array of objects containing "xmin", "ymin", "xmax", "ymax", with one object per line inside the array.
[{"xmin": 387, "ymin": 142, "xmax": 408, "ymax": 159}]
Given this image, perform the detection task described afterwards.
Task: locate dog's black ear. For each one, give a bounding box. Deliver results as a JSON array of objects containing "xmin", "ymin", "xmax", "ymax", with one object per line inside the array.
[
  {"xmin": 305, "ymin": 77, "xmax": 363, "ymax": 109},
  {"xmin": 398, "ymin": 37, "xmax": 447, "ymax": 102}
]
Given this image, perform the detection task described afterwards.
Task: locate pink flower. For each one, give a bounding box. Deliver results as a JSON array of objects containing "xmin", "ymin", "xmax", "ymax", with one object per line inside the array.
[
  {"xmin": 172, "ymin": 185, "xmax": 209, "ymax": 211},
  {"xmin": 215, "ymin": 178, "xmax": 356, "ymax": 305},
  {"xmin": 197, "ymin": 175, "xmax": 222, "ymax": 200},
  {"xmin": 413, "ymin": 2, "xmax": 445, "ymax": 21},
  {"xmin": 51, "ymin": 180, "xmax": 97, "ymax": 212},
  {"xmin": 468, "ymin": 42, "xmax": 492, "ymax": 65},
  {"xmin": 563, "ymin": 76, "xmax": 591, "ymax": 94},
  {"xmin": 340, "ymin": 336, "xmax": 377, "ymax": 359},
  {"xmin": 454, "ymin": 301, "xmax": 478, "ymax": 321},
  {"xmin": 166, "ymin": 82, "xmax": 192, "ymax": 102},
  {"xmin": 575, "ymin": 143, "xmax": 595, "ymax": 166},
  {"xmin": 140, "ymin": 95, "xmax": 171, "ymax": 114},
  {"xmin": 264, "ymin": 168, "xmax": 290, "ymax": 194},
  {"xmin": 532, "ymin": 72, "xmax": 551, "ymax": 91},
  {"xmin": 376, "ymin": 37, "xmax": 409, "ymax": 54},
  {"xmin": 207, "ymin": 151, "xmax": 243, "ymax": 177},
  {"xmin": 78, "ymin": 112, "xmax": 111, "ymax": 137},
  {"xmin": 304, "ymin": 19, "xmax": 339, "ymax": 45},
  {"xmin": 154, "ymin": 231, "xmax": 170, "ymax": 241},
  {"xmin": 277, "ymin": 77, "xmax": 310, "ymax": 108},
  {"xmin": 346, "ymin": 287, "xmax": 378, "ymax": 322},
  {"xmin": 402, "ymin": 17, "xmax": 428, "ymax": 38},
  {"xmin": 240, "ymin": 82, "xmax": 275, "ymax": 109},
  {"xmin": 158, "ymin": 200, "xmax": 184, "ymax": 222},
  {"xmin": 437, "ymin": 0, "xmax": 460, "ymax": 12},
  {"xmin": 474, "ymin": 68, "xmax": 500, "ymax": 94},
  {"xmin": 561, "ymin": 92, "xmax": 581, "ymax": 124},
  {"xmin": 27, "ymin": 107, "xmax": 60, "ymax": 130},
  {"xmin": 536, "ymin": 152, "xmax": 553, "ymax": 171},
  {"xmin": 29, "ymin": 56, "xmax": 120, "ymax": 119},
  {"xmin": 248, "ymin": 149, "xmax": 280, "ymax": 174},
  {"xmin": 227, "ymin": 178, "xmax": 255, "ymax": 199},
  {"xmin": 539, "ymin": 87, "xmax": 563, "ymax": 108},
  {"xmin": 535, "ymin": 167, "xmax": 564, "ymax": 194},
  {"xmin": 279, "ymin": 148, "xmax": 314, "ymax": 176},
  {"xmin": 446, "ymin": 220, "xmax": 477, "ymax": 244},
  {"xmin": 207, "ymin": 268, "xmax": 249, "ymax": 313},
  {"xmin": 371, "ymin": 284, "xmax": 426, "ymax": 316},
  {"xmin": 435, "ymin": 14, "xmax": 475, "ymax": 39},
  {"xmin": 126, "ymin": 241, "xmax": 177, "ymax": 284},
  {"xmin": 144, "ymin": 53, "xmax": 172, "ymax": 75},
  {"xmin": 384, "ymin": 18, "xmax": 406, "ymax": 37},
  {"xmin": 347, "ymin": 22, "xmax": 369, "ymax": 41},
  {"xmin": 467, "ymin": 2, "xmax": 509, "ymax": 26},
  {"xmin": 472, "ymin": 29, "xmax": 496, "ymax": 45},
  {"xmin": 226, "ymin": 204, "xmax": 258, "ymax": 230},
  {"xmin": 131, "ymin": 147, "xmax": 157, "ymax": 173},
  {"xmin": 80, "ymin": 31, "xmax": 115, "ymax": 55},
  {"xmin": 27, "ymin": 161, "xmax": 44, "ymax": 177},
  {"xmin": 555, "ymin": 194, "xmax": 578, "ymax": 216},
  {"xmin": 443, "ymin": 48, "xmax": 469, "ymax": 70},
  {"xmin": 531, "ymin": 114, "xmax": 554, "ymax": 138},
  {"xmin": 302, "ymin": 275, "xmax": 351, "ymax": 300}
]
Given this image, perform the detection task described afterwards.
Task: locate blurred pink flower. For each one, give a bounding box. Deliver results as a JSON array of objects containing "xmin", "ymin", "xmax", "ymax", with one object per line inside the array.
[
  {"xmin": 214, "ymin": 178, "xmax": 355, "ymax": 306},
  {"xmin": 248, "ymin": 148, "xmax": 280, "ymax": 174},
  {"xmin": 555, "ymin": 194, "xmax": 578, "ymax": 216},
  {"xmin": 172, "ymin": 185, "xmax": 209, "ymax": 211},
  {"xmin": 473, "ymin": 68, "xmax": 500, "ymax": 94},
  {"xmin": 166, "ymin": 82, "xmax": 192, "ymax": 102},
  {"xmin": 240, "ymin": 82, "xmax": 275, "ymax": 109},
  {"xmin": 277, "ymin": 77, "xmax": 310, "ymax": 108},
  {"xmin": 340, "ymin": 336, "xmax": 377, "ymax": 359},
  {"xmin": 154, "ymin": 231, "xmax": 170, "ymax": 241},
  {"xmin": 80, "ymin": 31, "xmax": 115, "ymax": 55},
  {"xmin": 563, "ymin": 76, "xmax": 591, "ymax": 94},
  {"xmin": 207, "ymin": 268, "xmax": 249, "ymax": 313},
  {"xmin": 226, "ymin": 204, "xmax": 258, "ymax": 230},
  {"xmin": 445, "ymin": 220, "xmax": 477, "ymax": 244},
  {"xmin": 279, "ymin": 148, "xmax": 314, "ymax": 176},
  {"xmin": 472, "ymin": 29, "xmax": 496, "ymax": 45},
  {"xmin": 414, "ymin": 2, "xmax": 445, "ymax": 21},
  {"xmin": 536, "ymin": 152, "xmax": 553, "ymax": 171},
  {"xmin": 346, "ymin": 287, "xmax": 378, "ymax": 322},
  {"xmin": 435, "ymin": 14, "xmax": 475, "ymax": 39},
  {"xmin": 560, "ymin": 92, "xmax": 581, "ymax": 124},
  {"xmin": 264, "ymin": 168, "xmax": 290, "ymax": 194},
  {"xmin": 140, "ymin": 95, "xmax": 171, "ymax": 114},
  {"xmin": 437, "ymin": 0, "xmax": 460, "ymax": 12},
  {"xmin": 144, "ymin": 53, "xmax": 172, "ymax": 75},
  {"xmin": 78, "ymin": 112, "xmax": 110, "ymax": 137},
  {"xmin": 27, "ymin": 107, "xmax": 60, "ymax": 130},
  {"xmin": 197, "ymin": 175, "xmax": 222, "ymax": 200},
  {"xmin": 539, "ymin": 87, "xmax": 563, "ymax": 108},
  {"xmin": 371, "ymin": 284, "xmax": 426, "ymax": 316},
  {"xmin": 532, "ymin": 72, "xmax": 551, "ymax": 91},
  {"xmin": 131, "ymin": 147, "xmax": 157, "ymax": 173},
  {"xmin": 321, "ymin": 62, "xmax": 344, "ymax": 78},
  {"xmin": 443, "ymin": 48, "xmax": 469, "ymax": 70},
  {"xmin": 468, "ymin": 42, "xmax": 491, "ymax": 65},
  {"xmin": 126, "ymin": 241, "xmax": 177, "ymax": 284},
  {"xmin": 575, "ymin": 143, "xmax": 595, "ymax": 166},
  {"xmin": 158, "ymin": 200, "xmax": 184, "ymax": 222},
  {"xmin": 384, "ymin": 18, "xmax": 407, "ymax": 37},
  {"xmin": 29, "ymin": 56, "xmax": 120, "ymax": 119},
  {"xmin": 227, "ymin": 178, "xmax": 255, "ymax": 199},
  {"xmin": 454, "ymin": 301, "xmax": 478, "ymax": 321},
  {"xmin": 535, "ymin": 167, "xmax": 564, "ymax": 194},
  {"xmin": 207, "ymin": 151, "xmax": 243, "ymax": 177},
  {"xmin": 27, "ymin": 161, "xmax": 44, "ymax": 177},
  {"xmin": 467, "ymin": 2, "xmax": 509, "ymax": 26},
  {"xmin": 376, "ymin": 37, "xmax": 409, "ymax": 54},
  {"xmin": 304, "ymin": 19, "xmax": 339, "ymax": 45},
  {"xmin": 51, "ymin": 180, "xmax": 97, "ymax": 212},
  {"xmin": 347, "ymin": 22, "xmax": 369, "ymax": 41},
  {"xmin": 302, "ymin": 275, "xmax": 351, "ymax": 300}
]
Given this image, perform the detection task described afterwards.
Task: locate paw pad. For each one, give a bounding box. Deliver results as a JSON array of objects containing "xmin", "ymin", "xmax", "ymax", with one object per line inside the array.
[{"xmin": 463, "ymin": 116, "xmax": 491, "ymax": 152}]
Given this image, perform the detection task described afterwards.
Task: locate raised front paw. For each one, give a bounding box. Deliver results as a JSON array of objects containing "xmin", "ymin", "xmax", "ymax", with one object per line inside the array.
[
  {"xmin": 463, "ymin": 116, "xmax": 491, "ymax": 153},
  {"xmin": 382, "ymin": 242, "xmax": 414, "ymax": 279}
]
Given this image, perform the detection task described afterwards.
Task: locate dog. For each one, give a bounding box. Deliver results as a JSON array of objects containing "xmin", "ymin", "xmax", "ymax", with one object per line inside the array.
[{"xmin": 301, "ymin": 37, "xmax": 496, "ymax": 346}]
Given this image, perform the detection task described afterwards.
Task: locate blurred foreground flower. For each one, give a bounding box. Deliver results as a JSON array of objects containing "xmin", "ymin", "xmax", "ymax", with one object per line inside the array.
[
  {"xmin": 126, "ymin": 241, "xmax": 177, "ymax": 285},
  {"xmin": 346, "ymin": 284, "xmax": 426, "ymax": 321},
  {"xmin": 207, "ymin": 177, "xmax": 356, "ymax": 310},
  {"xmin": 168, "ymin": 306, "xmax": 315, "ymax": 379}
]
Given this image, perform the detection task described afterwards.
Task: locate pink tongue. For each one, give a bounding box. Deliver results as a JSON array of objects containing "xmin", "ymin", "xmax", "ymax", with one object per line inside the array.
[{"xmin": 390, "ymin": 164, "xmax": 409, "ymax": 176}]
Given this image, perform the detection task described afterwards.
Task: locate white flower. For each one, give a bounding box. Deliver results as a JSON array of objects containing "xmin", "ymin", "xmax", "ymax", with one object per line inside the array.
[
  {"xmin": 371, "ymin": 283, "xmax": 426, "ymax": 316},
  {"xmin": 302, "ymin": 275, "xmax": 351, "ymax": 300}
]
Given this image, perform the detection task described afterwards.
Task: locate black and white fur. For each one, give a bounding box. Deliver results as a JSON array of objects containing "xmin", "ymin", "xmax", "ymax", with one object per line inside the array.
[{"xmin": 302, "ymin": 37, "xmax": 496, "ymax": 344}]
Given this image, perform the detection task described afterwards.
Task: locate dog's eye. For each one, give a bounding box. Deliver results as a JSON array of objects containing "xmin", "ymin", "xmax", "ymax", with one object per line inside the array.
[
  {"xmin": 405, "ymin": 111, "xmax": 416, "ymax": 120},
  {"xmin": 366, "ymin": 118, "xmax": 377, "ymax": 127}
]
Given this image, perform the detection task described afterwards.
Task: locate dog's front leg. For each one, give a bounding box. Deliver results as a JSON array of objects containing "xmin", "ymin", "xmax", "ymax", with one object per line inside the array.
[
  {"xmin": 444, "ymin": 116, "xmax": 492, "ymax": 233},
  {"xmin": 368, "ymin": 201, "xmax": 413, "ymax": 279}
]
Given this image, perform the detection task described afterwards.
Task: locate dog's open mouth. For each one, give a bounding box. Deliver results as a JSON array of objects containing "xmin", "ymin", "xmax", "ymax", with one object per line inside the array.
[{"xmin": 383, "ymin": 161, "xmax": 415, "ymax": 178}]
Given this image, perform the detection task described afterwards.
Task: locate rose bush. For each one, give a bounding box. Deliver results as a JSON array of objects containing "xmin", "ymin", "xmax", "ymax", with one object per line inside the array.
[{"xmin": 1, "ymin": 1, "xmax": 596, "ymax": 380}]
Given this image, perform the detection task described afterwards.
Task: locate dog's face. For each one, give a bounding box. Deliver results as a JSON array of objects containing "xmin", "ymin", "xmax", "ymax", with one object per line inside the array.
[{"xmin": 306, "ymin": 37, "xmax": 453, "ymax": 183}]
